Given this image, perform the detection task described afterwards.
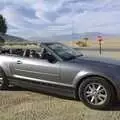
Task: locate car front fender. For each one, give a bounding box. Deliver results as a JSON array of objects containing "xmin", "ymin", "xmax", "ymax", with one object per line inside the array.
[{"xmin": 72, "ymin": 70, "xmax": 120, "ymax": 100}]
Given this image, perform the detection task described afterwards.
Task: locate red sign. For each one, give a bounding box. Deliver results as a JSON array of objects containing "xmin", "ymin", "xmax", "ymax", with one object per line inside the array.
[{"xmin": 97, "ymin": 36, "xmax": 103, "ymax": 42}]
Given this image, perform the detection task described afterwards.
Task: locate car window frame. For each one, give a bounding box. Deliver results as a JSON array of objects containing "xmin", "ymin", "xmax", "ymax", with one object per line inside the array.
[
  {"xmin": 40, "ymin": 44, "xmax": 63, "ymax": 62},
  {"xmin": 19, "ymin": 46, "xmax": 60, "ymax": 63}
]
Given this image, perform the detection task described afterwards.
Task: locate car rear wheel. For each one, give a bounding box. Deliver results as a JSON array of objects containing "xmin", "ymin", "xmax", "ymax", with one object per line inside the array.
[
  {"xmin": 78, "ymin": 77, "xmax": 114, "ymax": 109},
  {"xmin": 0, "ymin": 69, "xmax": 9, "ymax": 90}
]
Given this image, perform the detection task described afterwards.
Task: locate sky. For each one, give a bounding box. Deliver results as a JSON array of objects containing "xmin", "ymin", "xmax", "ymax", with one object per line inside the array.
[{"xmin": 0, "ymin": 0, "xmax": 120, "ymax": 40}]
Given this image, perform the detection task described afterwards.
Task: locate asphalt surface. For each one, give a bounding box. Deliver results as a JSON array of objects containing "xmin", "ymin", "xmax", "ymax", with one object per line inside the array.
[
  {"xmin": 76, "ymin": 49, "xmax": 120, "ymax": 59},
  {"xmin": 75, "ymin": 48, "xmax": 120, "ymax": 52}
]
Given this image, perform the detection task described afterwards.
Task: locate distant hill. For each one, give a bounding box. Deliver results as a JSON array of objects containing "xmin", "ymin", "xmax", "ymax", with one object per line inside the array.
[
  {"xmin": 2, "ymin": 32, "xmax": 117, "ymax": 43},
  {"xmin": 0, "ymin": 33, "xmax": 27, "ymax": 43},
  {"xmin": 30, "ymin": 32, "xmax": 112, "ymax": 42}
]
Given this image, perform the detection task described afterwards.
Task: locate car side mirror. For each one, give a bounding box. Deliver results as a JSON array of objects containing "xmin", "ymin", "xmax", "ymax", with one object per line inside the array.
[{"xmin": 45, "ymin": 53, "xmax": 57, "ymax": 63}]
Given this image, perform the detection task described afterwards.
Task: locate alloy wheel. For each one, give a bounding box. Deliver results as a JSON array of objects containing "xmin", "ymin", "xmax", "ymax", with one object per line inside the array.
[{"xmin": 84, "ymin": 83, "xmax": 107, "ymax": 105}]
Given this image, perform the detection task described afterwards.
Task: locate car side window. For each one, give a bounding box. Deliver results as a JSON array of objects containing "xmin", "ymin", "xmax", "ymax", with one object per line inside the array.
[
  {"xmin": 30, "ymin": 50, "xmax": 40, "ymax": 59},
  {"xmin": 23, "ymin": 49, "xmax": 41, "ymax": 59},
  {"xmin": 22, "ymin": 48, "xmax": 57, "ymax": 63},
  {"xmin": 1, "ymin": 48, "xmax": 24, "ymax": 57}
]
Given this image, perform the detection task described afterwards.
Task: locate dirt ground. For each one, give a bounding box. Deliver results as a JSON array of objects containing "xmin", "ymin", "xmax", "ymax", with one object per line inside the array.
[
  {"xmin": 1, "ymin": 51, "xmax": 120, "ymax": 120},
  {"xmin": 1, "ymin": 87, "xmax": 120, "ymax": 120}
]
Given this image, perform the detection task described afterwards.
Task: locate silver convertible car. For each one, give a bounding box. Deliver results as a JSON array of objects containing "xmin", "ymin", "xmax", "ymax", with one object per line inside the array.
[{"xmin": 0, "ymin": 42, "xmax": 120, "ymax": 109}]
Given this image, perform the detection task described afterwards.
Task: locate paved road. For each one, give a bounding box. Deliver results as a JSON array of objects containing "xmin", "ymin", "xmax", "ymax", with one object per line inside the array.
[
  {"xmin": 78, "ymin": 50, "xmax": 120, "ymax": 60},
  {"xmin": 75, "ymin": 48, "xmax": 120, "ymax": 52}
]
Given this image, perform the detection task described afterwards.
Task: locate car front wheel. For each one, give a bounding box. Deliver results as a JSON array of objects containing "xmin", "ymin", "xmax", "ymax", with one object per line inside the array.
[{"xmin": 78, "ymin": 77, "xmax": 114, "ymax": 109}]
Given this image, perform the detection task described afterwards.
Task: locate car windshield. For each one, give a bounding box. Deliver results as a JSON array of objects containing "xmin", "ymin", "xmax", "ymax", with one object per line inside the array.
[{"xmin": 46, "ymin": 43, "xmax": 83, "ymax": 61}]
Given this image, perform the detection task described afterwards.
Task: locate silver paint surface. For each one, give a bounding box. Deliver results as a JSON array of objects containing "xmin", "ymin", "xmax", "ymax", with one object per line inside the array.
[{"xmin": 0, "ymin": 43, "xmax": 120, "ymax": 99}]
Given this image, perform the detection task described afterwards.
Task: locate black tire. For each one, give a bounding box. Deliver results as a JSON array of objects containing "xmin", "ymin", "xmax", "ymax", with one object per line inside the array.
[
  {"xmin": 78, "ymin": 77, "xmax": 114, "ymax": 109},
  {"xmin": 0, "ymin": 68, "xmax": 9, "ymax": 90}
]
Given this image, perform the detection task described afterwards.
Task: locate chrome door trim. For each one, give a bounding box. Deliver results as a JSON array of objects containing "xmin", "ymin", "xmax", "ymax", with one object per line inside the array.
[
  {"xmin": 15, "ymin": 68, "xmax": 59, "ymax": 77},
  {"xmin": 13, "ymin": 75, "xmax": 73, "ymax": 88}
]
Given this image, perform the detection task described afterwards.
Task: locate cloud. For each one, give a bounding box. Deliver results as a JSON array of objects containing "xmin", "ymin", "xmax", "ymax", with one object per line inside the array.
[
  {"xmin": 73, "ymin": 10, "xmax": 120, "ymax": 34},
  {"xmin": 0, "ymin": 0, "xmax": 120, "ymax": 40}
]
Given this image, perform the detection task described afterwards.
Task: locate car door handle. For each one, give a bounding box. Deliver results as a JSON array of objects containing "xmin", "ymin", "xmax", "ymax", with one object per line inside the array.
[{"xmin": 17, "ymin": 60, "xmax": 22, "ymax": 64}]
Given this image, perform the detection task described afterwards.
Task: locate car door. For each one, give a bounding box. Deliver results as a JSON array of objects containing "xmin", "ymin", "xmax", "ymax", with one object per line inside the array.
[{"xmin": 11, "ymin": 55, "xmax": 60, "ymax": 83}]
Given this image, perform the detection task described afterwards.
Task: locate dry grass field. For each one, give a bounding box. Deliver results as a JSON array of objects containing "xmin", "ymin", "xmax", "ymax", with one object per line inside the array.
[
  {"xmin": 1, "ymin": 39, "xmax": 120, "ymax": 120},
  {"xmin": 1, "ymin": 85, "xmax": 120, "ymax": 120},
  {"xmin": 64, "ymin": 37, "xmax": 120, "ymax": 49}
]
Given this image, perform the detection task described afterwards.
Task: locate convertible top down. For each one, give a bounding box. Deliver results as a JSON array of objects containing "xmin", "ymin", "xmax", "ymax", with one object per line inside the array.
[{"xmin": 0, "ymin": 42, "xmax": 120, "ymax": 109}]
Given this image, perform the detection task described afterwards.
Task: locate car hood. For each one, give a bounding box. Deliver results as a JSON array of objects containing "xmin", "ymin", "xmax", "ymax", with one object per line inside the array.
[{"xmin": 70, "ymin": 55, "xmax": 120, "ymax": 66}]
